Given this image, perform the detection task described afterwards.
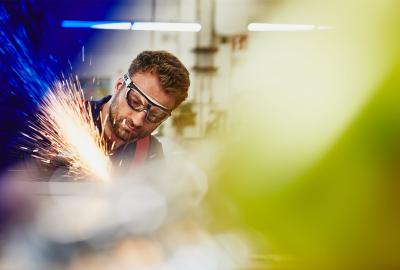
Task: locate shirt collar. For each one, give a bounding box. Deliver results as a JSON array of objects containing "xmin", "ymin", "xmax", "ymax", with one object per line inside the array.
[{"xmin": 89, "ymin": 95, "xmax": 112, "ymax": 133}]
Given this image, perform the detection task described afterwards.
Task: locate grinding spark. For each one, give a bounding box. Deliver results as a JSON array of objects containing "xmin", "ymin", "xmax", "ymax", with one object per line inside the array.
[{"xmin": 22, "ymin": 77, "xmax": 111, "ymax": 181}]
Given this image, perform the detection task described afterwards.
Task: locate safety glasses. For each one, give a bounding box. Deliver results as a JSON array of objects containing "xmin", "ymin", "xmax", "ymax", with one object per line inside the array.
[{"xmin": 123, "ymin": 74, "xmax": 171, "ymax": 123}]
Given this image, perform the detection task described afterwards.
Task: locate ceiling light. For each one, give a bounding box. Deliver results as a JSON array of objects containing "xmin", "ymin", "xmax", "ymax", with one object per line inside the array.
[
  {"xmin": 248, "ymin": 23, "xmax": 333, "ymax": 32},
  {"xmin": 131, "ymin": 22, "xmax": 201, "ymax": 32},
  {"xmin": 62, "ymin": 20, "xmax": 131, "ymax": 30}
]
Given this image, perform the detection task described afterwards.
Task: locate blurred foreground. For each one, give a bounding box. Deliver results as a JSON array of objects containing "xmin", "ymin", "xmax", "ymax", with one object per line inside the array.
[{"xmin": 2, "ymin": 0, "xmax": 400, "ymax": 269}]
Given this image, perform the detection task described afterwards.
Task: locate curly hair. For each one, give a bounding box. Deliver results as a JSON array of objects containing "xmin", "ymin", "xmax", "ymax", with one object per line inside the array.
[{"xmin": 128, "ymin": 50, "xmax": 190, "ymax": 108}]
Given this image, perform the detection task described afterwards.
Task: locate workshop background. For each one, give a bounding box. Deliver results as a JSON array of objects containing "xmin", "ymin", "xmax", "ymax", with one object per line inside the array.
[{"xmin": 1, "ymin": 0, "xmax": 400, "ymax": 269}]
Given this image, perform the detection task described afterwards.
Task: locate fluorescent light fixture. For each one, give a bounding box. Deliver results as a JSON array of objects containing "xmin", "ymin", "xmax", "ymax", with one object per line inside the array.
[
  {"xmin": 61, "ymin": 20, "xmax": 201, "ymax": 32},
  {"xmin": 61, "ymin": 20, "xmax": 98, "ymax": 28},
  {"xmin": 131, "ymin": 22, "xmax": 201, "ymax": 32},
  {"xmin": 62, "ymin": 20, "xmax": 131, "ymax": 30},
  {"xmin": 248, "ymin": 23, "xmax": 315, "ymax": 31},
  {"xmin": 248, "ymin": 23, "xmax": 333, "ymax": 32},
  {"xmin": 91, "ymin": 22, "xmax": 131, "ymax": 30}
]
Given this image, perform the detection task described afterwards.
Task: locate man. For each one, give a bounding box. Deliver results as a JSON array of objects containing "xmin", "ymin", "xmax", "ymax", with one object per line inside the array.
[
  {"xmin": 19, "ymin": 50, "xmax": 190, "ymax": 180},
  {"xmin": 89, "ymin": 50, "xmax": 190, "ymax": 170}
]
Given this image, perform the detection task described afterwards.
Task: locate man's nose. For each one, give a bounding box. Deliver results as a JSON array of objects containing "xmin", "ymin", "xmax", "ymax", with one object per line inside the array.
[{"xmin": 131, "ymin": 110, "xmax": 147, "ymax": 127}]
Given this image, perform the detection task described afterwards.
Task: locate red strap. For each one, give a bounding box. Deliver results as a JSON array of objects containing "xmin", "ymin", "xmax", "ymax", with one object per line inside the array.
[{"xmin": 132, "ymin": 136, "xmax": 150, "ymax": 167}]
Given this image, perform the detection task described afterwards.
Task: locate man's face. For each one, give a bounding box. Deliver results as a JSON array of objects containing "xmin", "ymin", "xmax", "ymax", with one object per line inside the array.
[{"xmin": 108, "ymin": 72, "xmax": 175, "ymax": 142}]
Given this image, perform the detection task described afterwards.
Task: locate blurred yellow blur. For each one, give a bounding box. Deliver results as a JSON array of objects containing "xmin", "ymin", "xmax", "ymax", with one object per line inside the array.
[{"xmin": 208, "ymin": 0, "xmax": 400, "ymax": 269}]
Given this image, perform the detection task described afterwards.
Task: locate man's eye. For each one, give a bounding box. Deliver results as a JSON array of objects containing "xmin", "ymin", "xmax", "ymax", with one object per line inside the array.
[
  {"xmin": 128, "ymin": 93, "xmax": 143, "ymax": 108},
  {"xmin": 130, "ymin": 99, "xmax": 142, "ymax": 107},
  {"xmin": 149, "ymin": 108, "xmax": 168, "ymax": 119}
]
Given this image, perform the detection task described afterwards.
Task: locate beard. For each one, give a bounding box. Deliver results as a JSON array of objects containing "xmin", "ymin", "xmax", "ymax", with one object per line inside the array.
[{"xmin": 108, "ymin": 95, "xmax": 147, "ymax": 142}]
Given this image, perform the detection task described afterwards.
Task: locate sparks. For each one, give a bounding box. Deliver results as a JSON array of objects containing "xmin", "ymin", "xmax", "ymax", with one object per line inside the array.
[{"xmin": 23, "ymin": 77, "xmax": 112, "ymax": 181}]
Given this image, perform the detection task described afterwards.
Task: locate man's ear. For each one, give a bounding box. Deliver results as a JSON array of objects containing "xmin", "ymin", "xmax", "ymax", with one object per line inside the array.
[{"xmin": 114, "ymin": 78, "xmax": 124, "ymax": 94}]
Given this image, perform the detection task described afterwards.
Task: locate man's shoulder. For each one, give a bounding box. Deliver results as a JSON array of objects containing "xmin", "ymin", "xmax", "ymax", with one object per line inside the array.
[
  {"xmin": 148, "ymin": 135, "xmax": 164, "ymax": 160},
  {"xmin": 87, "ymin": 95, "xmax": 112, "ymax": 117},
  {"xmin": 86, "ymin": 95, "xmax": 112, "ymax": 131}
]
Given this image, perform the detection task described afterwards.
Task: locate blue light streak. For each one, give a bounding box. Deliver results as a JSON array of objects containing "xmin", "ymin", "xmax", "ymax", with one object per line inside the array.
[{"xmin": 62, "ymin": 20, "xmax": 132, "ymax": 30}]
